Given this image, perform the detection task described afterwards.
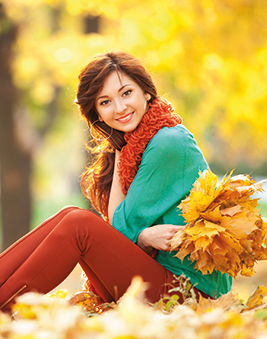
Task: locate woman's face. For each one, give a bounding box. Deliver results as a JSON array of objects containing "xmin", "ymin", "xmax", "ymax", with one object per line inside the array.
[{"xmin": 95, "ymin": 71, "xmax": 151, "ymax": 133}]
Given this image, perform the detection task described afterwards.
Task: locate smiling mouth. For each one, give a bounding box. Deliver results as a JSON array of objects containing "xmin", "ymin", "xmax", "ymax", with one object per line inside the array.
[{"xmin": 116, "ymin": 112, "xmax": 134, "ymax": 123}]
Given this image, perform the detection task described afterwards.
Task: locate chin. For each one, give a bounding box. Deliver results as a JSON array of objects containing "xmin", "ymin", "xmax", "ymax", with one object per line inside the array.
[
  {"xmin": 123, "ymin": 121, "xmax": 140, "ymax": 133},
  {"xmin": 123, "ymin": 127, "xmax": 137, "ymax": 133}
]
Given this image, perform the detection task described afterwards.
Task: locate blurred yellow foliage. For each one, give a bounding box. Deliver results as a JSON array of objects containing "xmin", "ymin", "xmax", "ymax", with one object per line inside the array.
[{"xmin": 1, "ymin": 0, "xmax": 267, "ymax": 171}]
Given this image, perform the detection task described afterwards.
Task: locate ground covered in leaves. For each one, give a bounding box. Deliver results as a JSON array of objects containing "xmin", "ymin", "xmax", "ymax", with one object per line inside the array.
[{"xmin": 2, "ymin": 276, "xmax": 267, "ymax": 339}]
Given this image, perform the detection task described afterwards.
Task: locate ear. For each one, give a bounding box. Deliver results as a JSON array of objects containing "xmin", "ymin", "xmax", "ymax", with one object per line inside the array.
[
  {"xmin": 98, "ymin": 115, "xmax": 104, "ymax": 122},
  {"xmin": 145, "ymin": 93, "xmax": 151, "ymax": 101}
]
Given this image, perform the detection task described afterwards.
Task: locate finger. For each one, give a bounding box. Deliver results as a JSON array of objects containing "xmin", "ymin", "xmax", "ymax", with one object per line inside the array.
[
  {"xmin": 168, "ymin": 229, "xmax": 183, "ymax": 238},
  {"xmin": 173, "ymin": 225, "xmax": 185, "ymax": 231},
  {"xmin": 163, "ymin": 242, "xmax": 172, "ymax": 252}
]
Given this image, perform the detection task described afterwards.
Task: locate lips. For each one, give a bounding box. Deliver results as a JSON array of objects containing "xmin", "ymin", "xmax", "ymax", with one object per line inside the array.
[{"xmin": 116, "ymin": 112, "xmax": 134, "ymax": 123}]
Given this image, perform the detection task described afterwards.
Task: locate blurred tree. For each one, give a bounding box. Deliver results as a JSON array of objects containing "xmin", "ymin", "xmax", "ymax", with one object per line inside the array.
[
  {"xmin": 0, "ymin": 3, "xmax": 32, "ymax": 250},
  {"xmin": 0, "ymin": 3, "xmax": 69, "ymax": 250},
  {"xmin": 0, "ymin": 1, "xmax": 102, "ymax": 250}
]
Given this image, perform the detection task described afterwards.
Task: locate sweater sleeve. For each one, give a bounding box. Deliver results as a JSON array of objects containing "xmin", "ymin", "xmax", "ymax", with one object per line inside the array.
[{"xmin": 112, "ymin": 125, "xmax": 208, "ymax": 243}]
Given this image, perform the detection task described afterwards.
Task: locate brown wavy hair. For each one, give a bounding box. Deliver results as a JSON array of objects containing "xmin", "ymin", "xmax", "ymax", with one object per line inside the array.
[{"xmin": 75, "ymin": 51, "xmax": 158, "ymax": 217}]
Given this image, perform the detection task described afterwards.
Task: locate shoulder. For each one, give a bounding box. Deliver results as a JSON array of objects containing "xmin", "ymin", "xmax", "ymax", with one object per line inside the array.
[
  {"xmin": 144, "ymin": 125, "xmax": 197, "ymax": 157},
  {"xmin": 142, "ymin": 124, "xmax": 207, "ymax": 170},
  {"xmin": 155, "ymin": 124, "xmax": 194, "ymax": 142}
]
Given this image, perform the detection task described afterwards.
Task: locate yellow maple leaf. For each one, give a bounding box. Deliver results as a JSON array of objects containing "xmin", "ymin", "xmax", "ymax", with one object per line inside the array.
[
  {"xmin": 200, "ymin": 206, "xmax": 224, "ymax": 223},
  {"xmin": 170, "ymin": 229, "xmax": 186, "ymax": 248},
  {"xmin": 172, "ymin": 169, "xmax": 267, "ymax": 278},
  {"xmin": 244, "ymin": 286, "xmax": 267, "ymax": 311},
  {"xmin": 228, "ymin": 174, "xmax": 255, "ymax": 188},
  {"xmin": 178, "ymin": 169, "xmax": 219, "ymax": 224},
  {"xmin": 219, "ymin": 212, "xmax": 258, "ymax": 239},
  {"xmin": 220, "ymin": 205, "xmax": 242, "ymax": 217},
  {"xmin": 185, "ymin": 219, "xmax": 224, "ymax": 240}
]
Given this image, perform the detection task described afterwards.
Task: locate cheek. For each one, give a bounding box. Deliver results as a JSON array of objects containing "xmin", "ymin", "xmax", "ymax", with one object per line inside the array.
[{"xmin": 98, "ymin": 110, "xmax": 112, "ymax": 123}]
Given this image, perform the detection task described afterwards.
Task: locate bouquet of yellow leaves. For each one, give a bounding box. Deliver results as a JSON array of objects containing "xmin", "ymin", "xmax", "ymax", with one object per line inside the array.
[{"xmin": 170, "ymin": 169, "xmax": 267, "ymax": 278}]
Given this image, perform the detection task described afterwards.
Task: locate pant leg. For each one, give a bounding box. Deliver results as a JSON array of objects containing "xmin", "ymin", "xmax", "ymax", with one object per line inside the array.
[
  {"xmin": 73, "ymin": 210, "xmax": 168, "ymax": 303},
  {"xmin": 79, "ymin": 258, "xmax": 114, "ymax": 302},
  {"xmin": 0, "ymin": 206, "xmax": 79, "ymax": 287},
  {"xmin": 0, "ymin": 208, "xmax": 168, "ymax": 311}
]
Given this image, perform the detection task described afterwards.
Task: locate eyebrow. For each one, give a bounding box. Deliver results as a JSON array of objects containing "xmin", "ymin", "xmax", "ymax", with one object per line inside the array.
[{"xmin": 96, "ymin": 84, "xmax": 131, "ymax": 101}]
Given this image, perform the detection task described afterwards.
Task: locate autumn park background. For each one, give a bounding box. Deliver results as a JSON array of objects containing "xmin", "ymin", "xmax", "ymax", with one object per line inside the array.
[{"xmin": 0, "ymin": 0, "xmax": 267, "ymax": 301}]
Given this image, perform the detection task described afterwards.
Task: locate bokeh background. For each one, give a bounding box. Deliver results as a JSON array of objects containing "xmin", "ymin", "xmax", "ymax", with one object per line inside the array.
[{"xmin": 0, "ymin": 0, "xmax": 266, "ymax": 301}]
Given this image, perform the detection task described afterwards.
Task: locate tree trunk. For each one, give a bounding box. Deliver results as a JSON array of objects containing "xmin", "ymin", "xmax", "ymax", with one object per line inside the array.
[{"xmin": 0, "ymin": 4, "xmax": 32, "ymax": 251}]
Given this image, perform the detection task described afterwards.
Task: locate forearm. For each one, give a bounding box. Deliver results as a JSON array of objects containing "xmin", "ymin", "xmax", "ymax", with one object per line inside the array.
[{"xmin": 108, "ymin": 150, "xmax": 126, "ymax": 222}]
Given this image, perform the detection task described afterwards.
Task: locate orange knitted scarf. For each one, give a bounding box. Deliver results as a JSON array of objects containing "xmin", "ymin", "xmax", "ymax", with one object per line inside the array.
[{"xmin": 117, "ymin": 97, "xmax": 182, "ymax": 194}]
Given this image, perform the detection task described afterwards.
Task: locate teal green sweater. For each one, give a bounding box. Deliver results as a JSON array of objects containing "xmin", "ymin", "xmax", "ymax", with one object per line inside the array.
[{"xmin": 112, "ymin": 125, "xmax": 232, "ymax": 298}]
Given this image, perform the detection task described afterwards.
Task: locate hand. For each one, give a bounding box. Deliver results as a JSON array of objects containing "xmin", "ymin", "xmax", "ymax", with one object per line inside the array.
[{"xmin": 137, "ymin": 224, "xmax": 185, "ymax": 252}]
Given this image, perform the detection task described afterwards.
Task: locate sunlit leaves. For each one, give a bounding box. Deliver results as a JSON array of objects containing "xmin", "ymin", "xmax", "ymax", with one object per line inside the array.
[
  {"xmin": 171, "ymin": 169, "xmax": 267, "ymax": 278},
  {"xmin": 2, "ymin": 0, "xmax": 267, "ymax": 172},
  {"xmin": 3, "ymin": 277, "xmax": 267, "ymax": 338}
]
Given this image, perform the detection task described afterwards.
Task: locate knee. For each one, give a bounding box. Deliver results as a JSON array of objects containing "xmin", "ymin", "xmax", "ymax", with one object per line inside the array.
[
  {"xmin": 52, "ymin": 209, "xmax": 110, "ymax": 252},
  {"xmin": 61, "ymin": 209, "xmax": 100, "ymax": 232},
  {"xmin": 59, "ymin": 206, "xmax": 81, "ymax": 214}
]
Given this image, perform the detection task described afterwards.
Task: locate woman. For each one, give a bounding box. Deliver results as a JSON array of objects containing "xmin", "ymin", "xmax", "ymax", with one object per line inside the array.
[{"xmin": 0, "ymin": 51, "xmax": 232, "ymax": 312}]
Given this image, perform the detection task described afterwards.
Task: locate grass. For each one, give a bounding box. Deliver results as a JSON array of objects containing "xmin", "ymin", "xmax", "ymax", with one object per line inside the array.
[{"xmin": 258, "ymin": 201, "xmax": 267, "ymax": 218}]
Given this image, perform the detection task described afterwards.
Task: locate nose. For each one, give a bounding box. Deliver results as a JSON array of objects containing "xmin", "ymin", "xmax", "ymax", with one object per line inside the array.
[{"xmin": 114, "ymin": 99, "xmax": 127, "ymax": 114}]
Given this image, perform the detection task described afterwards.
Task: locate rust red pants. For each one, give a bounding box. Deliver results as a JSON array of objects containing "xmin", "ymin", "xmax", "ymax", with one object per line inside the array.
[{"xmin": 0, "ymin": 207, "xmax": 208, "ymax": 312}]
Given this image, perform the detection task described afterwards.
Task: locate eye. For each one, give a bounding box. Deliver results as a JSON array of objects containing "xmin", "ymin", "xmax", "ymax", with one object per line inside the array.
[
  {"xmin": 122, "ymin": 89, "xmax": 132, "ymax": 97},
  {"xmin": 100, "ymin": 99, "xmax": 110, "ymax": 106}
]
